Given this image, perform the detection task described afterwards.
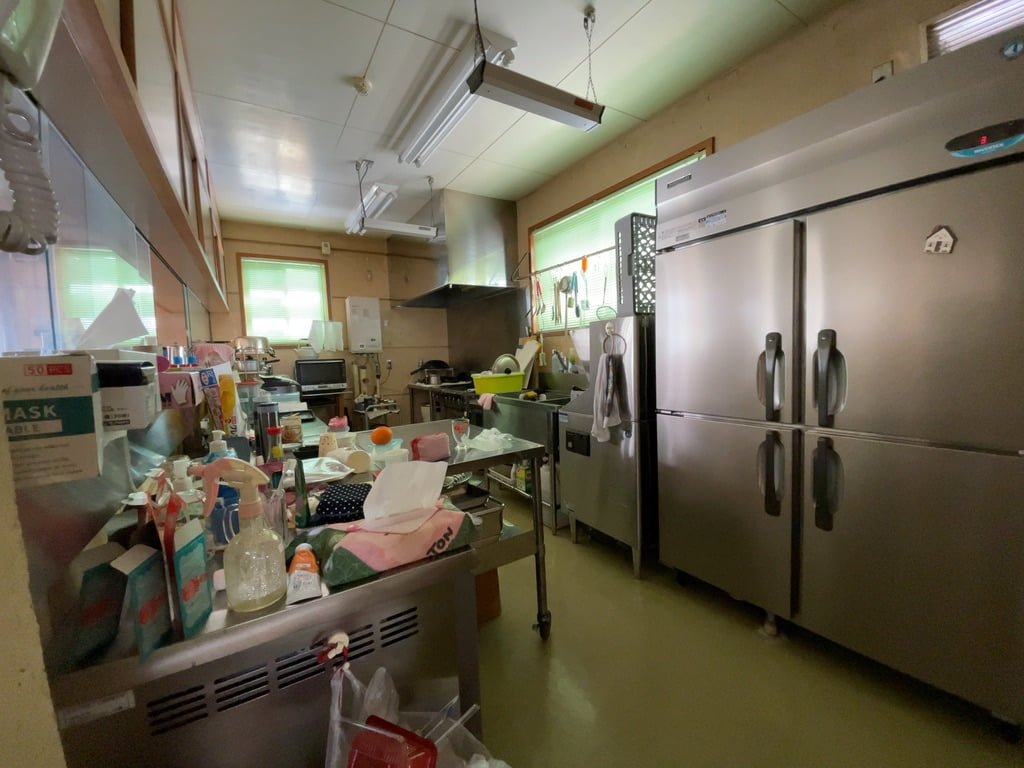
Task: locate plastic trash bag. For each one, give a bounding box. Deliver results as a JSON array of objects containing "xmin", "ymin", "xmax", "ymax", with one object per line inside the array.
[{"xmin": 357, "ymin": 667, "xmax": 400, "ymax": 724}]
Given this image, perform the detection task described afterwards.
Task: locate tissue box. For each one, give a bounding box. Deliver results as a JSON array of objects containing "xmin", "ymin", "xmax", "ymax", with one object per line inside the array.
[
  {"xmin": 159, "ymin": 370, "xmax": 204, "ymax": 409},
  {"xmin": 0, "ymin": 352, "xmax": 103, "ymax": 487}
]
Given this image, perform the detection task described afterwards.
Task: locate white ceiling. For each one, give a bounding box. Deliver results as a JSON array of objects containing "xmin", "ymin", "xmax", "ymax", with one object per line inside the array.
[{"xmin": 179, "ymin": 0, "xmax": 843, "ymax": 232}]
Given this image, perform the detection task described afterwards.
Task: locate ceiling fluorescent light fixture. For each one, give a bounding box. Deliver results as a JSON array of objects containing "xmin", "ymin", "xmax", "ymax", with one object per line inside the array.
[
  {"xmin": 359, "ymin": 218, "xmax": 438, "ymax": 239},
  {"xmin": 345, "ymin": 182, "xmax": 398, "ymax": 234},
  {"xmin": 467, "ymin": 61, "xmax": 604, "ymax": 131},
  {"xmin": 397, "ymin": 28, "xmax": 517, "ymax": 167}
]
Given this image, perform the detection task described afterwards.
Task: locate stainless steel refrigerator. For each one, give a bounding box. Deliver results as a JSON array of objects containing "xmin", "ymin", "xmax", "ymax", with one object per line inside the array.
[
  {"xmin": 559, "ymin": 314, "xmax": 656, "ymax": 578},
  {"xmin": 655, "ymin": 26, "xmax": 1024, "ymax": 724}
]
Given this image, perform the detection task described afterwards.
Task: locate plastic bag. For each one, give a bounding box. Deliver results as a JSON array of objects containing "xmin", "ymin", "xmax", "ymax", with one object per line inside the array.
[
  {"xmin": 357, "ymin": 667, "xmax": 400, "ymax": 724},
  {"xmin": 324, "ymin": 664, "xmax": 366, "ymax": 768}
]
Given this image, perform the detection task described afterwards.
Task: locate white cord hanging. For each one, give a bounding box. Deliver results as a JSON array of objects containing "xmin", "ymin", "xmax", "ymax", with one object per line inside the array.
[{"xmin": 0, "ymin": 75, "xmax": 58, "ymax": 254}]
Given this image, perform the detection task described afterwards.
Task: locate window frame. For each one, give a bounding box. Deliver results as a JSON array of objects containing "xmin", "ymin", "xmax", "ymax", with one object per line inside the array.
[
  {"xmin": 237, "ymin": 253, "xmax": 331, "ymax": 347},
  {"xmin": 527, "ymin": 137, "xmax": 714, "ymax": 333}
]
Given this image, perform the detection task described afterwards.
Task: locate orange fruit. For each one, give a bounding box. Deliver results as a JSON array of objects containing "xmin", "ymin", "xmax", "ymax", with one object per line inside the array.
[{"xmin": 370, "ymin": 426, "xmax": 393, "ymax": 446}]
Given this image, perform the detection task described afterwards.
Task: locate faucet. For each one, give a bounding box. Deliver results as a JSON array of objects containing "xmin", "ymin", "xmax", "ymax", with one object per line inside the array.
[{"xmin": 551, "ymin": 350, "xmax": 569, "ymax": 373}]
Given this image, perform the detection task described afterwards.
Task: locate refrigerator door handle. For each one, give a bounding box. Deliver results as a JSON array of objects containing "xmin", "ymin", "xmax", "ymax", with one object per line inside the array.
[
  {"xmin": 816, "ymin": 329, "xmax": 838, "ymax": 427},
  {"xmin": 764, "ymin": 332, "xmax": 782, "ymax": 421},
  {"xmin": 813, "ymin": 437, "xmax": 842, "ymax": 530},
  {"xmin": 759, "ymin": 430, "xmax": 783, "ymax": 516}
]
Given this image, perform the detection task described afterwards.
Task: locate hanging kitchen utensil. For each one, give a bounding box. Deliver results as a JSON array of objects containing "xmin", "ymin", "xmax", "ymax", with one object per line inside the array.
[
  {"xmin": 566, "ymin": 272, "xmax": 576, "ymax": 310},
  {"xmin": 572, "ymin": 272, "xmax": 580, "ymax": 318},
  {"xmin": 580, "ymin": 257, "xmax": 590, "ymax": 310}
]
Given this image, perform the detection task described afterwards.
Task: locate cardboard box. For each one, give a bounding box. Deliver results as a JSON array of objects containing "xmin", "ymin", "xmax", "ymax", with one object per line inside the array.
[
  {"xmin": 158, "ymin": 370, "xmax": 204, "ymax": 409},
  {"xmin": 89, "ymin": 350, "xmax": 160, "ymax": 431},
  {"xmin": 0, "ymin": 353, "xmax": 103, "ymax": 487}
]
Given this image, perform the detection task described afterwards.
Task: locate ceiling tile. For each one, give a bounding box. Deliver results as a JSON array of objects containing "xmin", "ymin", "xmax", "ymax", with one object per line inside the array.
[
  {"xmin": 195, "ymin": 93, "xmax": 343, "ymax": 181},
  {"xmin": 447, "ymin": 159, "xmax": 552, "ymax": 201},
  {"xmin": 386, "ymin": 0, "xmax": 649, "ymax": 81},
  {"xmin": 179, "ymin": 0, "xmax": 380, "ymax": 124},
  {"xmin": 560, "ymin": 0, "xmax": 798, "ymax": 120},
  {"xmin": 346, "ymin": 26, "xmax": 456, "ymax": 136},
  {"xmin": 429, "ymin": 99, "xmax": 525, "ymax": 158},
  {"xmin": 322, "ymin": 0, "xmax": 394, "ymax": 22},
  {"xmin": 208, "ymin": 161, "xmax": 316, "ymax": 220},
  {"xmin": 480, "ymin": 107, "xmax": 642, "ymax": 175},
  {"xmin": 333, "ymin": 126, "xmax": 475, "ymax": 192}
]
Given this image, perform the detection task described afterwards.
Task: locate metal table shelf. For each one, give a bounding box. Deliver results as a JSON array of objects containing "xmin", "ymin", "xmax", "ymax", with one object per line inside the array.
[{"xmin": 339, "ymin": 420, "xmax": 551, "ymax": 640}]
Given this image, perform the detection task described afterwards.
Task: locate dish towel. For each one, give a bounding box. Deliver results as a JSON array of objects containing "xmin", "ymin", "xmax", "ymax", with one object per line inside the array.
[{"xmin": 591, "ymin": 352, "xmax": 632, "ymax": 443}]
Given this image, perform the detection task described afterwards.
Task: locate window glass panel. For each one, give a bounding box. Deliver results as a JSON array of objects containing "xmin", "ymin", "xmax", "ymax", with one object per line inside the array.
[
  {"xmin": 240, "ymin": 257, "xmax": 328, "ymax": 344},
  {"xmin": 532, "ymin": 151, "xmax": 704, "ymax": 331}
]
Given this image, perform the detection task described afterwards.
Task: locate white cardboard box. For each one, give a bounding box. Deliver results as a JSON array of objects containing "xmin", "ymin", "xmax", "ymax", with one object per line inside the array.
[{"xmin": 0, "ymin": 352, "xmax": 103, "ymax": 487}]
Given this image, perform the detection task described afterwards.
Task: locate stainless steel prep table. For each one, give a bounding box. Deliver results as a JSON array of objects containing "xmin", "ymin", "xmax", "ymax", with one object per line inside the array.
[
  {"xmin": 335, "ymin": 419, "xmax": 552, "ymax": 640},
  {"xmin": 52, "ymin": 549, "xmax": 480, "ymax": 768}
]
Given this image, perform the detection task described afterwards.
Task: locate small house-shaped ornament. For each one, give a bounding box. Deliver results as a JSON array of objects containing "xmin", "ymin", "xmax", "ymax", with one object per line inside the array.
[{"xmin": 924, "ymin": 226, "xmax": 956, "ymax": 254}]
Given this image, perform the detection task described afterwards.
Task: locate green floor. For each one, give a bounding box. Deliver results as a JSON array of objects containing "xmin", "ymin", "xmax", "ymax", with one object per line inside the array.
[{"xmin": 477, "ymin": 497, "xmax": 1022, "ymax": 767}]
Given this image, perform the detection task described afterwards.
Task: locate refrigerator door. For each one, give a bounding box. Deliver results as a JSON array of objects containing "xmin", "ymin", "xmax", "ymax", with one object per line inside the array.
[
  {"xmin": 588, "ymin": 315, "xmax": 655, "ymax": 422},
  {"xmin": 799, "ymin": 431, "xmax": 1024, "ymax": 721},
  {"xmin": 804, "ymin": 162, "xmax": 1024, "ymax": 451},
  {"xmin": 656, "ymin": 221, "xmax": 798, "ymax": 423},
  {"xmin": 559, "ymin": 410, "xmax": 645, "ymax": 550},
  {"xmin": 658, "ymin": 413, "xmax": 795, "ymax": 618}
]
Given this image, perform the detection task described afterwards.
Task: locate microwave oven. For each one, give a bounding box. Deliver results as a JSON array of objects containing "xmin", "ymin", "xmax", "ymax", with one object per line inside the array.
[{"xmin": 293, "ymin": 358, "xmax": 347, "ymax": 393}]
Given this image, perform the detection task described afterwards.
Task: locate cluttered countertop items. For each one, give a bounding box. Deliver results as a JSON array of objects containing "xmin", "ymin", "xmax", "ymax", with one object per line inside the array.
[{"xmin": 52, "ymin": 413, "xmax": 532, "ymax": 671}]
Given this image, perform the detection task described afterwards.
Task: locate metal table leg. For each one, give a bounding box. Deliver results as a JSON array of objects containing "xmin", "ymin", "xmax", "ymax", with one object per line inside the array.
[{"xmin": 531, "ymin": 455, "xmax": 552, "ymax": 639}]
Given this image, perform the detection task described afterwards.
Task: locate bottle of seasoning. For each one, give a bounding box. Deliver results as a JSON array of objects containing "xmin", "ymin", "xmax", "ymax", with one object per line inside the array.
[{"xmin": 266, "ymin": 425, "xmax": 284, "ymax": 462}]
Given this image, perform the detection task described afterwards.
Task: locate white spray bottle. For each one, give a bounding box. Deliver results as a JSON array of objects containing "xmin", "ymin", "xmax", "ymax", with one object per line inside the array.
[{"xmin": 195, "ymin": 457, "xmax": 286, "ymax": 612}]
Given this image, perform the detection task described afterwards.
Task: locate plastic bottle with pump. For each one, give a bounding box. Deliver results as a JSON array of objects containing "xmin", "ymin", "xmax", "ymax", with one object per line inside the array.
[
  {"xmin": 203, "ymin": 429, "xmax": 237, "ymax": 463},
  {"xmin": 171, "ymin": 458, "xmax": 204, "ymax": 524},
  {"xmin": 193, "ymin": 457, "xmax": 286, "ymax": 612}
]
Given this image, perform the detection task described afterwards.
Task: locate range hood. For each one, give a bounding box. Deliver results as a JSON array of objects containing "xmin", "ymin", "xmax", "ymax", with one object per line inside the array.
[{"xmin": 394, "ymin": 189, "xmax": 518, "ymax": 308}]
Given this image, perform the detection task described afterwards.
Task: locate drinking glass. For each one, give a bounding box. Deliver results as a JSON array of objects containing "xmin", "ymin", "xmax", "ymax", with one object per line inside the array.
[{"xmin": 451, "ymin": 417, "xmax": 470, "ymax": 451}]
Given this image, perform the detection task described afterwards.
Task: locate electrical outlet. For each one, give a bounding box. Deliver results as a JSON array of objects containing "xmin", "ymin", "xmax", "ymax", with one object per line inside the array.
[
  {"xmin": 871, "ymin": 61, "xmax": 893, "ymax": 84},
  {"xmin": 386, "ymin": 359, "xmax": 392, "ymax": 370},
  {"xmin": 320, "ymin": 241, "xmax": 331, "ymax": 255}
]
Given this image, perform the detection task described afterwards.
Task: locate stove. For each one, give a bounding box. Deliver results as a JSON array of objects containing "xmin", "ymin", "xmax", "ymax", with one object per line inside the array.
[{"xmin": 433, "ymin": 383, "xmax": 483, "ymax": 425}]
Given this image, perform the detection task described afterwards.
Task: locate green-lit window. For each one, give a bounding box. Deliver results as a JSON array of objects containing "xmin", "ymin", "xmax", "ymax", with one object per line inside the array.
[
  {"xmin": 240, "ymin": 256, "xmax": 328, "ymax": 345},
  {"xmin": 53, "ymin": 246, "xmax": 156, "ymax": 344},
  {"xmin": 532, "ymin": 148, "xmax": 706, "ymax": 331}
]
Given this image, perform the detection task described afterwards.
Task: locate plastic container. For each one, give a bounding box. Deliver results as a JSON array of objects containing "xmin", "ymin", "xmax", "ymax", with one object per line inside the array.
[{"xmin": 471, "ymin": 372, "xmax": 525, "ymax": 394}]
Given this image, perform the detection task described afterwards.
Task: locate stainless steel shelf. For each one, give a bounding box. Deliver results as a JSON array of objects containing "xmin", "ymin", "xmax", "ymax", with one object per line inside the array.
[
  {"xmin": 485, "ymin": 468, "xmax": 552, "ymax": 508},
  {"xmin": 472, "ymin": 522, "xmax": 536, "ymax": 574}
]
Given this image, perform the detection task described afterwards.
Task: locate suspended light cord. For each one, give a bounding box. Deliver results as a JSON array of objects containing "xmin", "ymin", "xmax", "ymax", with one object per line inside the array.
[
  {"xmin": 583, "ymin": 8, "xmax": 597, "ymax": 103},
  {"xmin": 472, "ymin": 0, "xmax": 485, "ymax": 62},
  {"xmin": 428, "ymin": 176, "xmax": 438, "ymax": 228},
  {"xmin": 355, "ymin": 160, "xmax": 372, "ymax": 221}
]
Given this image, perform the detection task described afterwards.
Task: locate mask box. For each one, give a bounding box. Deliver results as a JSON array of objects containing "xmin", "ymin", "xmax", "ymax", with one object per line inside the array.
[{"xmin": 0, "ymin": 352, "xmax": 103, "ymax": 488}]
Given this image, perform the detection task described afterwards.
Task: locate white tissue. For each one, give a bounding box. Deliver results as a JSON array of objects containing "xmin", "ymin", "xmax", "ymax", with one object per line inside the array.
[
  {"xmin": 362, "ymin": 460, "xmax": 447, "ymax": 521},
  {"xmin": 75, "ymin": 288, "xmax": 149, "ymax": 349}
]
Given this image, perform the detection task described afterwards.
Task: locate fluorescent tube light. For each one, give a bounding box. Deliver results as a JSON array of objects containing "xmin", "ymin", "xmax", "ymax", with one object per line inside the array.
[
  {"xmin": 467, "ymin": 61, "xmax": 604, "ymax": 131},
  {"xmin": 357, "ymin": 218, "xmax": 438, "ymax": 239},
  {"xmin": 345, "ymin": 182, "xmax": 398, "ymax": 234},
  {"xmin": 397, "ymin": 28, "xmax": 517, "ymax": 167}
]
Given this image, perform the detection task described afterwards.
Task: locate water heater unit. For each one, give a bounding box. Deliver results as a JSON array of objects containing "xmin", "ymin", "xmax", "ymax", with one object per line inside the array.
[{"xmin": 345, "ymin": 297, "xmax": 383, "ymax": 352}]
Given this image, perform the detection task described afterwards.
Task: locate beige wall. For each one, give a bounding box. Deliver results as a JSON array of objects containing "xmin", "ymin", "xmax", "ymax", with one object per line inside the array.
[
  {"xmin": 215, "ymin": 221, "xmax": 449, "ymax": 425},
  {"xmin": 516, "ymin": 0, "xmax": 954, "ymax": 261}
]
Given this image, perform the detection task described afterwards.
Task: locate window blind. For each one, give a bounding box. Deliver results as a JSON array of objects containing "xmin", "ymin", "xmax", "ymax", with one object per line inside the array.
[
  {"xmin": 925, "ymin": 0, "xmax": 1024, "ymax": 59},
  {"xmin": 240, "ymin": 257, "xmax": 328, "ymax": 344},
  {"xmin": 532, "ymin": 150, "xmax": 704, "ymax": 332}
]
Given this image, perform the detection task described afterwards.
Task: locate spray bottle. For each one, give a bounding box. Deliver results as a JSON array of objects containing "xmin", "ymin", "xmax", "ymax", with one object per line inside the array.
[{"xmin": 192, "ymin": 457, "xmax": 286, "ymax": 612}]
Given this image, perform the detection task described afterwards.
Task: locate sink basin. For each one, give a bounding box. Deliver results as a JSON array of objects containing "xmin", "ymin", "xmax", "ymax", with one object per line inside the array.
[{"xmin": 493, "ymin": 392, "xmax": 569, "ymax": 409}]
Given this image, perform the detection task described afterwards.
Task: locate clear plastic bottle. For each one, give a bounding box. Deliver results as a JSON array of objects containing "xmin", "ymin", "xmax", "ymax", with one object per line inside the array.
[{"xmin": 211, "ymin": 459, "xmax": 287, "ymax": 612}]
